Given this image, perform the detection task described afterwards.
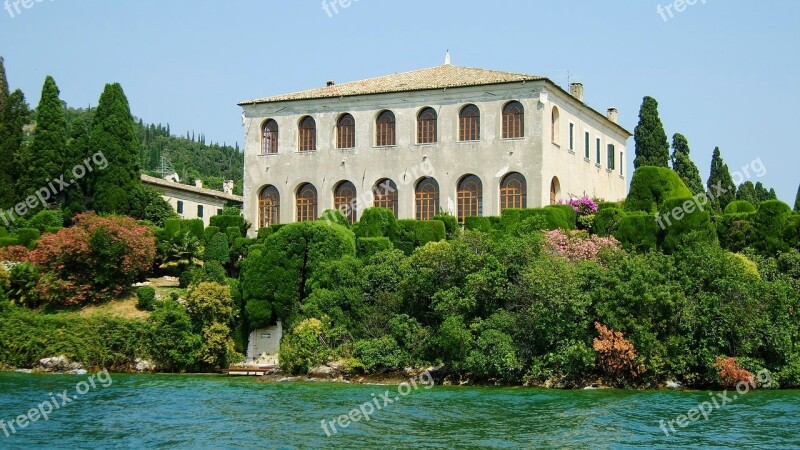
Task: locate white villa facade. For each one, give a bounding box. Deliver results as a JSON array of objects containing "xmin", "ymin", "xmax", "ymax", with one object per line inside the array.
[
  {"xmin": 239, "ymin": 63, "xmax": 631, "ymax": 230},
  {"xmin": 141, "ymin": 174, "xmax": 243, "ymax": 227}
]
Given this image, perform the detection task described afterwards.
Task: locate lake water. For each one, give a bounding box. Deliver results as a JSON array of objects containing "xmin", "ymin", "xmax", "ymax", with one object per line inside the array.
[{"xmin": 0, "ymin": 372, "xmax": 798, "ymax": 449}]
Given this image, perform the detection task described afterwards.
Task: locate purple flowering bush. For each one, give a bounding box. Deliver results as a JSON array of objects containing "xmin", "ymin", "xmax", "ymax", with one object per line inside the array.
[{"xmin": 567, "ymin": 196, "xmax": 599, "ymax": 216}]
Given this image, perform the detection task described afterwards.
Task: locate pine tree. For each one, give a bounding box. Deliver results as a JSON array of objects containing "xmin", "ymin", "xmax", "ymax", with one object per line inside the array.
[
  {"xmin": 706, "ymin": 147, "xmax": 736, "ymax": 212},
  {"xmin": 633, "ymin": 96, "xmax": 670, "ymax": 168},
  {"xmin": 0, "ymin": 89, "xmax": 31, "ymax": 209},
  {"xmin": 0, "ymin": 56, "xmax": 9, "ymax": 114},
  {"xmin": 17, "ymin": 76, "xmax": 67, "ymax": 207},
  {"xmin": 89, "ymin": 83, "xmax": 142, "ymax": 216},
  {"xmin": 794, "ymin": 184, "xmax": 800, "ymax": 213},
  {"xmin": 670, "ymin": 133, "xmax": 704, "ymax": 195},
  {"xmin": 736, "ymin": 181, "xmax": 758, "ymax": 206}
]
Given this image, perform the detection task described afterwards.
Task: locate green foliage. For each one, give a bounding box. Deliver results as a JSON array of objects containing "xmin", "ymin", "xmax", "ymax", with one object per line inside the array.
[
  {"xmin": 658, "ymin": 198, "xmax": 716, "ymax": 254},
  {"xmin": 192, "ymin": 261, "xmax": 227, "ymax": 286},
  {"xmin": 356, "ymin": 207, "xmax": 398, "ymax": 239},
  {"xmin": 706, "ymin": 147, "xmax": 737, "ymax": 212},
  {"xmin": 465, "ymin": 329, "xmax": 521, "ymax": 382},
  {"xmin": 613, "ymin": 213, "xmax": 659, "ymax": 252},
  {"xmin": 204, "ymin": 226, "xmax": 220, "ymax": 243},
  {"xmin": 433, "ymin": 214, "xmax": 460, "ymax": 240},
  {"xmin": 6, "ymin": 263, "xmax": 40, "ymax": 308},
  {"xmin": 141, "ymin": 188, "xmax": 177, "ymax": 228},
  {"xmin": 464, "ymin": 216, "xmax": 493, "ymax": 232},
  {"xmin": 164, "ymin": 218, "xmax": 181, "ymax": 236},
  {"xmin": 320, "ymin": 209, "xmax": 350, "ymax": 228},
  {"xmin": 725, "ymin": 200, "xmax": 756, "ymax": 215},
  {"xmin": 25, "ymin": 209, "xmax": 63, "ymax": 233},
  {"xmin": 136, "ymin": 286, "xmax": 157, "ymax": 311},
  {"xmin": 751, "ymin": 200, "xmax": 792, "ymax": 254},
  {"xmin": 1, "ymin": 90, "xmax": 31, "ymax": 209},
  {"xmin": 546, "ymin": 204, "xmax": 578, "ymax": 228},
  {"xmin": 16, "ymin": 228, "xmax": 40, "ymax": 248},
  {"xmin": 593, "ymin": 208, "xmax": 624, "ymax": 236},
  {"xmin": 500, "ymin": 208, "xmax": 574, "ymax": 233},
  {"xmin": 148, "ymin": 300, "xmax": 202, "ymax": 372},
  {"xmin": 414, "ymin": 220, "xmax": 447, "ymax": 246},
  {"xmin": 180, "ymin": 219, "xmax": 205, "ymax": 242},
  {"xmin": 716, "ymin": 213, "xmax": 756, "ymax": 253},
  {"xmin": 736, "ymin": 181, "xmax": 759, "ymax": 207},
  {"xmin": 209, "ymin": 215, "xmax": 247, "ymax": 236},
  {"xmin": 225, "ymin": 226, "xmax": 242, "ymax": 244},
  {"xmin": 245, "ymin": 300, "xmax": 273, "ymax": 330},
  {"xmin": 795, "ymin": 184, "xmax": 800, "ymax": 213},
  {"xmin": 353, "ymin": 336, "xmax": 409, "ymax": 373},
  {"xmin": 278, "ymin": 318, "xmax": 330, "ymax": 374},
  {"xmin": 670, "ymin": 133, "xmax": 705, "ymax": 195},
  {"xmin": 633, "ymin": 96, "xmax": 670, "ymax": 168},
  {"xmin": 256, "ymin": 227, "xmax": 272, "ymax": 241},
  {"xmin": 625, "ymin": 167, "xmax": 692, "ymax": 212},
  {"xmin": 157, "ymin": 230, "xmax": 202, "ymax": 275},
  {"xmin": 204, "ymin": 232, "xmax": 230, "ymax": 265},
  {"xmin": 356, "ymin": 237, "xmax": 393, "ymax": 260}
]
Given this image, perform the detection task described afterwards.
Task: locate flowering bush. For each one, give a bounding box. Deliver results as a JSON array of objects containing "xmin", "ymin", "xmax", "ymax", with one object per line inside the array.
[
  {"xmin": 28, "ymin": 213, "xmax": 155, "ymax": 306},
  {"xmin": 0, "ymin": 245, "xmax": 31, "ymax": 263},
  {"xmin": 567, "ymin": 196, "xmax": 599, "ymax": 216},
  {"xmin": 593, "ymin": 322, "xmax": 645, "ymax": 380},
  {"xmin": 713, "ymin": 356, "xmax": 754, "ymax": 388},
  {"xmin": 544, "ymin": 229, "xmax": 620, "ymax": 263}
]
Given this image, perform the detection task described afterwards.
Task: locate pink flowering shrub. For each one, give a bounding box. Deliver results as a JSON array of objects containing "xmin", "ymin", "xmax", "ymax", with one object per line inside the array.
[
  {"xmin": 567, "ymin": 196, "xmax": 599, "ymax": 216},
  {"xmin": 28, "ymin": 213, "xmax": 155, "ymax": 306},
  {"xmin": 544, "ymin": 229, "xmax": 620, "ymax": 263}
]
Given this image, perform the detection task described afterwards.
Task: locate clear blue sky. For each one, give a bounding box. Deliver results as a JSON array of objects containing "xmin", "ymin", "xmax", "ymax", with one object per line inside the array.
[{"xmin": 1, "ymin": 0, "xmax": 798, "ymax": 201}]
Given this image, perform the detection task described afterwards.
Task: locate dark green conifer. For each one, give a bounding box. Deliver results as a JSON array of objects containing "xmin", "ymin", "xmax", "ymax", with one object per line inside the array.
[
  {"xmin": 706, "ymin": 147, "xmax": 736, "ymax": 212},
  {"xmin": 633, "ymin": 96, "xmax": 670, "ymax": 168},
  {"xmin": 670, "ymin": 133, "xmax": 704, "ymax": 195}
]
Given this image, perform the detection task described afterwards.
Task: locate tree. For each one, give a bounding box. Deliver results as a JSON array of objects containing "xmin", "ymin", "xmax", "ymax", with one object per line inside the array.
[
  {"xmin": 795, "ymin": 184, "xmax": 800, "ymax": 213},
  {"xmin": 706, "ymin": 147, "xmax": 736, "ymax": 212},
  {"xmin": 670, "ymin": 133, "xmax": 704, "ymax": 195},
  {"xmin": 0, "ymin": 56, "xmax": 8, "ymax": 113},
  {"xmin": 0, "ymin": 90, "xmax": 30, "ymax": 209},
  {"xmin": 64, "ymin": 117, "xmax": 91, "ymax": 215},
  {"xmin": 17, "ymin": 77, "xmax": 66, "ymax": 207},
  {"xmin": 89, "ymin": 83, "xmax": 142, "ymax": 216},
  {"xmin": 204, "ymin": 232, "xmax": 230, "ymax": 265},
  {"xmin": 755, "ymin": 182, "xmax": 777, "ymax": 204},
  {"xmin": 633, "ymin": 96, "xmax": 670, "ymax": 168},
  {"xmin": 736, "ymin": 181, "xmax": 759, "ymax": 206}
]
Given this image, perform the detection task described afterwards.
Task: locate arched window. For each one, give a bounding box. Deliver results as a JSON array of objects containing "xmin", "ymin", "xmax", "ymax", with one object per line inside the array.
[
  {"xmin": 334, "ymin": 181, "xmax": 357, "ymax": 223},
  {"xmin": 258, "ymin": 185, "xmax": 280, "ymax": 228},
  {"xmin": 296, "ymin": 183, "xmax": 318, "ymax": 222},
  {"xmin": 261, "ymin": 120, "xmax": 278, "ymax": 154},
  {"xmin": 417, "ymin": 108, "xmax": 437, "ymax": 144},
  {"xmin": 299, "ymin": 116, "xmax": 316, "ymax": 151},
  {"xmin": 502, "ymin": 101, "xmax": 524, "ymax": 139},
  {"xmin": 376, "ymin": 111, "xmax": 396, "ymax": 146},
  {"xmin": 415, "ymin": 177, "xmax": 439, "ymax": 221},
  {"xmin": 550, "ymin": 177, "xmax": 561, "ymax": 205},
  {"xmin": 457, "ymin": 174, "xmax": 483, "ymax": 222},
  {"xmin": 500, "ymin": 173, "xmax": 527, "ymax": 210},
  {"xmin": 551, "ymin": 107, "xmax": 560, "ymax": 143},
  {"xmin": 337, "ymin": 114, "xmax": 355, "ymax": 149},
  {"xmin": 373, "ymin": 179, "xmax": 398, "ymax": 217},
  {"xmin": 459, "ymin": 105, "xmax": 480, "ymax": 141}
]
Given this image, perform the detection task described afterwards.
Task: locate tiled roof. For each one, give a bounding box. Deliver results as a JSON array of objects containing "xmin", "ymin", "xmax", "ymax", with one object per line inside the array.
[
  {"xmin": 239, "ymin": 64, "xmax": 547, "ymax": 105},
  {"xmin": 141, "ymin": 174, "xmax": 243, "ymax": 203}
]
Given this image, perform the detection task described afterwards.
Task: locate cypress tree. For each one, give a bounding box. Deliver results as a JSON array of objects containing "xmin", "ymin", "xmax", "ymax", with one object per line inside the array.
[
  {"xmin": 64, "ymin": 117, "xmax": 91, "ymax": 215},
  {"xmin": 89, "ymin": 83, "xmax": 142, "ymax": 215},
  {"xmin": 633, "ymin": 96, "xmax": 670, "ymax": 168},
  {"xmin": 736, "ymin": 181, "xmax": 759, "ymax": 206},
  {"xmin": 670, "ymin": 133, "xmax": 704, "ymax": 195},
  {"xmin": 0, "ymin": 56, "xmax": 9, "ymax": 114},
  {"xmin": 706, "ymin": 147, "xmax": 736, "ymax": 212},
  {"xmin": 754, "ymin": 182, "xmax": 776, "ymax": 203},
  {"xmin": 17, "ymin": 76, "xmax": 67, "ymax": 207},
  {"xmin": 0, "ymin": 89, "xmax": 30, "ymax": 209},
  {"xmin": 794, "ymin": 184, "xmax": 800, "ymax": 213}
]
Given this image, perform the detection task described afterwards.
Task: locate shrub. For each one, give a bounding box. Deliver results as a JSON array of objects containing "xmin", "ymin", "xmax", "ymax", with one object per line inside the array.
[
  {"xmin": 433, "ymin": 214, "xmax": 459, "ymax": 240},
  {"xmin": 148, "ymin": 300, "xmax": 201, "ymax": 371},
  {"xmin": 713, "ymin": 356, "xmax": 754, "ymax": 388},
  {"xmin": 565, "ymin": 196, "xmax": 599, "ymax": 216},
  {"xmin": 414, "ymin": 220, "xmax": 446, "ymax": 246},
  {"xmin": 357, "ymin": 237, "xmax": 393, "ymax": 260},
  {"xmin": 593, "ymin": 323, "xmax": 645, "ymax": 382},
  {"xmin": 501, "ymin": 208, "xmax": 573, "ymax": 233},
  {"xmin": 625, "ymin": 166, "xmax": 692, "ymax": 213},
  {"xmin": 185, "ymin": 282, "xmax": 234, "ymax": 331},
  {"xmin": 26, "ymin": 209, "xmax": 63, "ymax": 232},
  {"xmin": 464, "ymin": 216, "xmax": 493, "ymax": 232},
  {"xmin": 658, "ymin": 198, "xmax": 717, "ymax": 254},
  {"xmin": 204, "ymin": 232, "xmax": 230, "ymax": 265},
  {"xmin": 181, "ymin": 219, "xmax": 205, "ymax": 241},
  {"xmin": 203, "ymin": 226, "xmax": 220, "ymax": 244},
  {"xmin": 193, "ymin": 261, "xmax": 227, "ymax": 285},
  {"xmin": 717, "ymin": 213, "xmax": 756, "ymax": 252},
  {"xmin": 353, "ymin": 336, "xmax": 408, "ymax": 373},
  {"xmin": 593, "ymin": 207, "xmax": 625, "ymax": 236},
  {"xmin": 393, "ymin": 241, "xmax": 415, "ymax": 256},
  {"xmin": 751, "ymin": 200, "xmax": 792, "ymax": 254},
  {"xmin": 7, "ymin": 262, "xmax": 40, "ymax": 308},
  {"xmin": 544, "ymin": 229, "xmax": 620, "ymax": 263},
  {"xmin": 179, "ymin": 268, "xmax": 197, "ymax": 288},
  {"xmin": 725, "ymin": 200, "xmax": 757, "ymax": 215},
  {"xmin": 278, "ymin": 318, "xmax": 330, "ymax": 374},
  {"xmin": 17, "ymin": 228, "xmax": 41, "ymax": 248},
  {"xmin": 547, "ymin": 204, "xmax": 578, "ymax": 228},
  {"xmin": 356, "ymin": 207, "xmax": 398, "ymax": 239},
  {"xmin": 465, "ymin": 329, "xmax": 521, "ymax": 382},
  {"xmin": 164, "ymin": 218, "xmax": 181, "ymax": 236},
  {"xmin": 245, "ymin": 299, "xmax": 273, "ymax": 329},
  {"xmin": 209, "ymin": 215, "xmax": 246, "ymax": 236},
  {"xmin": 256, "ymin": 227, "xmax": 273, "ymax": 240},
  {"xmin": 613, "ymin": 212, "xmax": 659, "ymax": 252},
  {"xmin": 0, "ymin": 227, "xmax": 7, "ymax": 237},
  {"xmin": 0, "ymin": 237, "xmax": 18, "ymax": 248},
  {"xmin": 136, "ymin": 286, "xmax": 157, "ymax": 311},
  {"xmin": 320, "ymin": 209, "xmax": 350, "ymax": 228},
  {"xmin": 29, "ymin": 213, "xmax": 155, "ymax": 306},
  {"xmin": 0, "ymin": 245, "xmax": 29, "ymax": 262},
  {"xmin": 225, "ymin": 226, "xmax": 242, "ymax": 244}
]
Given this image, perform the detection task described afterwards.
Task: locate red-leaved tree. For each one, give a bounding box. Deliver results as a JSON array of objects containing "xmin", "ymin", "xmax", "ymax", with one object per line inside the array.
[
  {"xmin": 28, "ymin": 213, "xmax": 155, "ymax": 306},
  {"xmin": 713, "ymin": 356, "xmax": 754, "ymax": 388},
  {"xmin": 593, "ymin": 322, "xmax": 646, "ymax": 380}
]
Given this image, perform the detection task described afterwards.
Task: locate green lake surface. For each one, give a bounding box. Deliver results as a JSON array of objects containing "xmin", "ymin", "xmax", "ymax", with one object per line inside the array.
[{"xmin": 0, "ymin": 372, "xmax": 798, "ymax": 449}]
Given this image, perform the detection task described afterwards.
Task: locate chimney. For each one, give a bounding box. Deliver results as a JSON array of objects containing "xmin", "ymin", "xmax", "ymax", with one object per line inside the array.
[
  {"xmin": 607, "ymin": 108, "xmax": 618, "ymax": 124},
  {"xmin": 570, "ymin": 83, "xmax": 584, "ymax": 102},
  {"xmin": 326, "ymin": 80, "xmax": 335, "ymax": 87},
  {"xmin": 223, "ymin": 180, "xmax": 234, "ymax": 195},
  {"xmin": 194, "ymin": 179, "xmax": 203, "ymax": 189}
]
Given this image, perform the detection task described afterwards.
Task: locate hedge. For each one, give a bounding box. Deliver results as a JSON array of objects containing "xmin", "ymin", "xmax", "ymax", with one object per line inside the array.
[
  {"xmin": 751, "ymin": 200, "xmax": 793, "ymax": 254},
  {"xmin": 256, "ymin": 227, "xmax": 273, "ymax": 240},
  {"xmin": 501, "ymin": 208, "xmax": 574, "ymax": 233},
  {"xmin": 357, "ymin": 237, "xmax": 393, "ymax": 260},
  {"xmin": 625, "ymin": 166, "xmax": 693, "ymax": 213},
  {"xmin": 658, "ymin": 197, "xmax": 717, "ymax": 254},
  {"xmin": 205, "ymin": 232, "xmax": 230, "ymax": 265},
  {"xmin": 433, "ymin": 214, "xmax": 459, "ymax": 240},
  {"xmin": 594, "ymin": 208, "xmax": 625, "ymax": 236},
  {"xmin": 357, "ymin": 207, "xmax": 398, "ymax": 239},
  {"xmin": 724, "ymin": 200, "xmax": 757, "ymax": 215},
  {"xmin": 0, "ymin": 227, "xmax": 7, "ymax": 237},
  {"xmin": 17, "ymin": 228, "xmax": 41, "ymax": 249},
  {"xmin": 210, "ymin": 215, "xmax": 247, "ymax": 235},
  {"xmin": 414, "ymin": 221, "xmax": 446, "ymax": 246},
  {"xmin": 464, "ymin": 216, "xmax": 493, "ymax": 232},
  {"xmin": 269, "ymin": 224, "xmax": 286, "ymax": 234},
  {"xmin": 181, "ymin": 219, "xmax": 205, "ymax": 241},
  {"xmin": 546, "ymin": 204, "xmax": 578, "ymax": 228},
  {"xmin": 226, "ymin": 226, "xmax": 242, "ymax": 244},
  {"xmin": 716, "ymin": 213, "xmax": 756, "ymax": 253},
  {"xmin": 613, "ymin": 212, "xmax": 659, "ymax": 252},
  {"xmin": 26, "ymin": 209, "xmax": 63, "ymax": 232},
  {"xmin": 136, "ymin": 286, "xmax": 157, "ymax": 311},
  {"xmin": 164, "ymin": 218, "xmax": 181, "ymax": 236},
  {"xmin": 393, "ymin": 241, "xmax": 415, "ymax": 256},
  {"xmin": 320, "ymin": 209, "xmax": 351, "ymax": 228},
  {"xmin": 204, "ymin": 226, "xmax": 221, "ymax": 243},
  {"xmin": 0, "ymin": 237, "xmax": 18, "ymax": 248}
]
